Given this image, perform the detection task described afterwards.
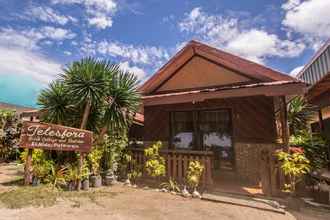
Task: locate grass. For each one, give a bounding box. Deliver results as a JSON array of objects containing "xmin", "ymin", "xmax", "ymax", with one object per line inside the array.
[{"xmin": 0, "ymin": 185, "xmax": 118, "ymax": 209}]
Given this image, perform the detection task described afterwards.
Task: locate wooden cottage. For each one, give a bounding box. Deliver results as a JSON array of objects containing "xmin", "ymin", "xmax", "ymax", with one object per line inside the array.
[{"xmin": 134, "ymin": 41, "xmax": 306, "ymax": 192}]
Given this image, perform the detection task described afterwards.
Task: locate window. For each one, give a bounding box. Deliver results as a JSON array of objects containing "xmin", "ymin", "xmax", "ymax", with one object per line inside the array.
[
  {"xmin": 171, "ymin": 111, "xmax": 194, "ymax": 149},
  {"xmin": 199, "ymin": 110, "xmax": 232, "ymax": 149},
  {"xmin": 170, "ymin": 109, "xmax": 234, "ymax": 170}
]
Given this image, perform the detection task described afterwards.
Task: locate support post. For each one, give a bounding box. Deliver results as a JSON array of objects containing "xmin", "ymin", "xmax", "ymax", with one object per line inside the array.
[
  {"xmin": 281, "ymin": 96, "xmax": 289, "ymax": 152},
  {"xmin": 24, "ymin": 149, "xmax": 33, "ymax": 185},
  {"xmin": 318, "ymin": 108, "xmax": 324, "ymax": 132},
  {"xmin": 77, "ymin": 153, "xmax": 84, "ymax": 191}
]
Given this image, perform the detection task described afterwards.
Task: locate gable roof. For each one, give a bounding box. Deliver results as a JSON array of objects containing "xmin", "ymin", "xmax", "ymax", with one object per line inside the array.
[{"xmin": 140, "ymin": 40, "xmax": 298, "ymax": 95}]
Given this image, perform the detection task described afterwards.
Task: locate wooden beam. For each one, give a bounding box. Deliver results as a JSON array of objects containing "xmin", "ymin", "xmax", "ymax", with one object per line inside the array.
[{"xmin": 143, "ymin": 83, "xmax": 306, "ymax": 106}]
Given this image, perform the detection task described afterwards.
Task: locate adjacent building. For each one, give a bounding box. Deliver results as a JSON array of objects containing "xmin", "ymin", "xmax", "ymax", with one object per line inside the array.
[{"xmin": 296, "ymin": 39, "xmax": 330, "ymax": 136}]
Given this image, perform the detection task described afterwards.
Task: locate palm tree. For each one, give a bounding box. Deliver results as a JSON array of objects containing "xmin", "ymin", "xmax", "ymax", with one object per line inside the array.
[
  {"xmin": 288, "ymin": 96, "xmax": 315, "ymax": 135},
  {"xmin": 38, "ymin": 57, "xmax": 141, "ymax": 136},
  {"xmin": 61, "ymin": 57, "xmax": 108, "ymax": 129},
  {"xmin": 99, "ymin": 67, "xmax": 141, "ymax": 140},
  {"xmin": 38, "ymin": 80, "xmax": 74, "ymax": 125}
]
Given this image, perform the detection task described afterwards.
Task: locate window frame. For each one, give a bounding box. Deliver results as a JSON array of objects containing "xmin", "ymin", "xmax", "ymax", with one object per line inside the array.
[{"xmin": 169, "ymin": 108, "xmax": 233, "ymax": 151}]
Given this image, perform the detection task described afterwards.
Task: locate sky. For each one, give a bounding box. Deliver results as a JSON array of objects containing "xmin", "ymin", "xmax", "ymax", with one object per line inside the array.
[{"xmin": 0, "ymin": 0, "xmax": 329, "ymax": 107}]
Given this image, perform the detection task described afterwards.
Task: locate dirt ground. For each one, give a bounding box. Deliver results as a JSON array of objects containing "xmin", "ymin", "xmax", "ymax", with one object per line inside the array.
[{"xmin": 0, "ymin": 163, "xmax": 329, "ymax": 220}]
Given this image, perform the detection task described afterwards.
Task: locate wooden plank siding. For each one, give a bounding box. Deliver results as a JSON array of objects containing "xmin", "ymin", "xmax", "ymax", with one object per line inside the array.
[{"xmin": 144, "ymin": 95, "xmax": 277, "ymax": 146}]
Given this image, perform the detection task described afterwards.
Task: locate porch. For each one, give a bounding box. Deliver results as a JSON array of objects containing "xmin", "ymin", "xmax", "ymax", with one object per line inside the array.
[{"xmin": 130, "ymin": 143, "xmax": 280, "ymax": 196}]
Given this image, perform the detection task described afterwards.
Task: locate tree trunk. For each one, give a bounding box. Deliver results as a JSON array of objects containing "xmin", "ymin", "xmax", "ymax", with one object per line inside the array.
[
  {"xmin": 98, "ymin": 126, "xmax": 108, "ymax": 142},
  {"xmin": 80, "ymin": 99, "xmax": 92, "ymax": 129}
]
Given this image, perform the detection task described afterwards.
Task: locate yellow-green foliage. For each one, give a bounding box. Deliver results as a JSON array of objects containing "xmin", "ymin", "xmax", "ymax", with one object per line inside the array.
[
  {"xmin": 186, "ymin": 161, "xmax": 204, "ymax": 189},
  {"xmin": 20, "ymin": 149, "xmax": 54, "ymax": 180},
  {"xmin": 276, "ymin": 150, "xmax": 310, "ymax": 193},
  {"xmin": 87, "ymin": 147, "xmax": 103, "ymax": 175},
  {"xmin": 160, "ymin": 178, "xmax": 180, "ymax": 192},
  {"xmin": 144, "ymin": 141, "xmax": 165, "ymax": 177}
]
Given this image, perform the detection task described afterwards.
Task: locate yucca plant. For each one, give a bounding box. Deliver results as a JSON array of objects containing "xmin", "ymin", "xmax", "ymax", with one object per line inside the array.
[
  {"xmin": 288, "ymin": 96, "xmax": 315, "ymax": 135},
  {"xmin": 38, "ymin": 80, "xmax": 74, "ymax": 125},
  {"xmin": 61, "ymin": 57, "xmax": 109, "ymax": 129}
]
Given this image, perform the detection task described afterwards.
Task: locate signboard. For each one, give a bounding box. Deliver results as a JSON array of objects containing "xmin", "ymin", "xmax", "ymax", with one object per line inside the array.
[{"xmin": 19, "ymin": 121, "xmax": 93, "ymax": 152}]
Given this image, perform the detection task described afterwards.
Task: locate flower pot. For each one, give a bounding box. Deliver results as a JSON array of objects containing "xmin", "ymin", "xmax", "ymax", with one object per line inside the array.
[
  {"xmin": 90, "ymin": 175, "xmax": 102, "ymax": 188},
  {"xmin": 82, "ymin": 179, "xmax": 89, "ymax": 191},
  {"xmin": 32, "ymin": 176, "xmax": 40, "ymax": 187},
  {"xmin": 103, "ymin": 175, "xmax": 116, "ymax": 186},
  {"xmin": 67, "ymin": 181, "xmax": 76, "ymax": 191}
]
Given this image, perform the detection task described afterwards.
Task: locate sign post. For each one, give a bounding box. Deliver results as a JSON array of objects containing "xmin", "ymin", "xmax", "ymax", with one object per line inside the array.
[{"xmin": 19, "ymin": 121, "xmax": 93, "ymax": 187}]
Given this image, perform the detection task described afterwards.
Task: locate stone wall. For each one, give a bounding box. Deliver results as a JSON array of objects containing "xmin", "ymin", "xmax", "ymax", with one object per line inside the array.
[{"xmin": 234, "ymin": 142, "xmax": 281, "ymax": 184}]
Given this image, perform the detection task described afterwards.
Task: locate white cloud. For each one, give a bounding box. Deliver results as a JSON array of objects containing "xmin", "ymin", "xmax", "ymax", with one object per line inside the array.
[
  {"xmin": 226, "ymin": 29, "xmax": 305, "ymax": 63},
  {"xmin": 40, "ymin": 26, "xmax": 76, "ymax": 40},
  {"xmin": 282, "ymin": 0, "xmax": 330, "ymax": 49},
  {"xmin": 119, "ymin": 61, "xmax": 146, "ymax": 81},
  {"xmin": 0, "ymin": 46, "xmax": 61, "ymax": 83},
  {"xmin": 52, "ymin": 0, "xmax": 117, "ymax": 29},
  {"xmin": 97, "ymin": 40, "xmax": 169, "ymax": 65},
  {"xmin": 290, "ymin": 65, "xmax": 304, "ymax": 76},
  {"xmin": 64, "ymin": 51, "xmax": 72, "ymax": 55},
  {"xmin": 178, "ymin": 7, "xmax": 305, "ymax": 63},
  {"xmin": 0, "ymin": 26, "xmax": 72, "ymax": 83},
  {"xmin": 0, "ymin": 27, "xmax": 76, "ymax": 50},
  {"xmin": 88, "ymin": 14, "xmax": 113, "ymax": 29},
  {"xmin": 281, "ymin": 0, "xmax": 301, "ymax": 10},
  {"xmin": 26, "ymin": 6, "xmax": 77, "ymax": 25}
]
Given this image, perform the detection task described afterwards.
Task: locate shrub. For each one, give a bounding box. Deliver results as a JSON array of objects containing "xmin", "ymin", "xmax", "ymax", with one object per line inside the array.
[
  {"xmin": 44, "ymin": 164, "xmax": 67, "ymax": 189},
  {"xmin": 290, "ymin": 132, "xmax": 329, "ymax": 170},
  {"xmin": 87, "ymin": 147, "xmax": 103, "ymax": 176},
  {"xmin": 186, "ymin": 161, "xmax": 204, "ymax": 190},
  {"xmin": 0, "ymin": 109, "xmax": 21, "ymax": 161},
  {"xmin": 101, "ymin": 134, "xmax": 128, "ymax": 175},
  {"xmin": 276, "ymin": 149, "xmax": 310, "ymax": 194},
  {"xmin": 144, "ymin": 141, "xmax": 165, "ymax": 178},
  {"xmin": 20, "ymin": 149, "xmax": 54, "ymax": 181}
]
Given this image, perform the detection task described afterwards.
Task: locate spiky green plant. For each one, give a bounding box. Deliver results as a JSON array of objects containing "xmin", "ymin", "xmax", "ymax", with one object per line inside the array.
[
  {"xmin": 288, "ymin": 96, "xmax": 315, "ymax": 135},
  {"xmin": 38, "ymin": 80, "xmax": 74, "ymax": 125}
]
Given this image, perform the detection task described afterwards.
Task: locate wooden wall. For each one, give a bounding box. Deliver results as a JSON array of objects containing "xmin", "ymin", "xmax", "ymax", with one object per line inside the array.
[{"xmin": 143, "ymin": 95, "xmax": 277, "ymax": 145}]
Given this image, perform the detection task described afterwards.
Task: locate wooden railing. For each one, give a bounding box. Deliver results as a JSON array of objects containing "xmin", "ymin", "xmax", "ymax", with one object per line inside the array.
[{"xmin": 130, "ymin": 148, "xmax": 213, "ymax": 185}]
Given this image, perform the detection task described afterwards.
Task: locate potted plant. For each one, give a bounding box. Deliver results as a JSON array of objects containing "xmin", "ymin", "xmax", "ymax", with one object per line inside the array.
[
  {"xmin": 65, "ymin": 164, "xmax": 79, "ymax": 191},
  {"xmin": 144, "ymin": 141, "xmax": 166, "ymax": 183},
  {"xmin": 88, "ymin": 147, "xmax": 103, "ymax": 187},
  {"xmin": 31, "ymin": 152, "xmax": 53, "ymax": 186},
  {"xmin": 186, "ymin": 161, "xmax": 204, "ymax": 198},
  {"xmin": 102, "ymin": 134, "xmax": 128, "ymax": 186},
  {"xmin": 81, "ymin": 162, "xmax": 90, "ymax": 190},
  {"xmin": 276, "ymin": 147, "xmax": 310, "ymax": 210}
]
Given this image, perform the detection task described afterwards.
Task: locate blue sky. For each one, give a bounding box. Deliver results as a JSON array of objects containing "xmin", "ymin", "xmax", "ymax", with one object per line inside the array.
[{"xmin": 0, "ymin": 0, "xmax": 329, "ymax": 107}]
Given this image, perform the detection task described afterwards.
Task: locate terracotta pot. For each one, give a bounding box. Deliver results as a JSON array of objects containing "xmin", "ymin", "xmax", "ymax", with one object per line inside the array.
[
  {"xmin": 82, "ymin": 179, "xmax": 89, "ymax": 191},
  {"xmin": 90, "ymin": 175, "xmax": 102, "ymax": 188}
]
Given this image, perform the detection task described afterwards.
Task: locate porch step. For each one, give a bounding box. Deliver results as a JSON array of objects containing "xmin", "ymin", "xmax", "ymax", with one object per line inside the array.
[{"xmin": 202, "ymin": 192, "xmax": 286, "ymax": 214}]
